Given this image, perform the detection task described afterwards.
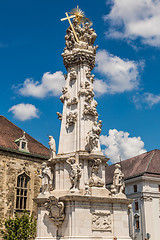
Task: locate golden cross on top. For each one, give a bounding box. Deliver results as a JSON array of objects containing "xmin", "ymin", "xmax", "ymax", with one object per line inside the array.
[{"xmin": 61, "ymin": 6, "xmax": 85, "ymax": 43}]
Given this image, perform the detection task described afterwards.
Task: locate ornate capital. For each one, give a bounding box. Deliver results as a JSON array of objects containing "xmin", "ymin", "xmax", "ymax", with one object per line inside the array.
[{"xmin": 62, "ymin": 50, "xmax": 95, "ymax": 70}]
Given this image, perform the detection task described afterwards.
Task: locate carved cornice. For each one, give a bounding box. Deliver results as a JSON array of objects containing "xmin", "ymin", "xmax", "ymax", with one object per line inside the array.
[{"xmin": 62, "ymin": 50, "xmax": 95, "ymax": 70}]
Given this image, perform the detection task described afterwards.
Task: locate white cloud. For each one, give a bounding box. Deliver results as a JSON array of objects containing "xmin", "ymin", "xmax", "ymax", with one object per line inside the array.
[
  {"xmin": 18, "ymin": 71, "xmax": 65, "ymax": 98},
  {"xmin": 8, "ymin": 103, "xmax": 39, "ymax": 121},
  {"xmin": 133, "ymin": 92, "xmax": 160, "ymax": 108},
  {"xmin": 93, "ymin": 50, "xmax": 143, "ymax": 95},
  {"xmin": 93, "ymin": 79, "xmax": 108, "ymax": 95},
  {"xmin": 105, "ymin": 0, "xmax": 160, "ymax": 47},
  {"xmin": 100, "ymin": 129, "xmax": 146, "ymax": 163}
]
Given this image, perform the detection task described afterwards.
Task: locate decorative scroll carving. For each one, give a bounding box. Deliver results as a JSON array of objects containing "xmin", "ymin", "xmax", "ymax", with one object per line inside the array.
[
  {"xmin": 60, "ymin": 87, "xmax": 70, "ymax": 103},
  {"xmin": 67, "ymin": 97, "xmax": 78, "ymax": 106},
  {"xmin": 39, "ymin": 162, "xmax": 53, "ymax": 194},
  {"xmin": 56, "ymin": 112, "xmax": 62, "ymax": 121},
  {"xmin": 48, "ymin": 136, "xmax": 56, "ymax": 159},
  {"xmin": 110, "ymin": 164, "xmax": 125, "ymax": 197},
  {"xmin": 66, "ymin": 111, "xmax": 77, "ymax": 127},
  {"xmin": 70, "ymin": 67, "xmax": 77, "ymax": 81},
  {"xmin": 87, "ymin": 120, "xmax": 102, "ymax": 153},
  {"xmin": 45, "ymin": 196, "xmax": 65, "ymax": 227},
  {"xmin": 89, "ymin": 159, "xmax": 104, "ymax": 187},
  {"xmin": 66, "ymin": 157, "xmax": 82, "ymax": 192},
  {"xmin": 92, "ymin": 212, "xmax": 111, "ymax": 231}
]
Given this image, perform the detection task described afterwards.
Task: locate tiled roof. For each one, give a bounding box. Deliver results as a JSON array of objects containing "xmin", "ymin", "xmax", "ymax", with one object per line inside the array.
[
  {"xmin": 106, "ymin": 149, "xmax": 160, "ymax": 185},
  {"xmin": 0, "ymin": 115, "xmax": 49, "ymax": 158}
]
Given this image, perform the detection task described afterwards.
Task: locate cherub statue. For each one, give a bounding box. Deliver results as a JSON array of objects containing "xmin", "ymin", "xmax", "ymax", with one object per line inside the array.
[
  {"xmin": 70, "ymin": 67, "xmax": 77, "ymax": 81},
  {"xmin": 60, "ymin": 87, "xmax": 70, "ymax": 103}
]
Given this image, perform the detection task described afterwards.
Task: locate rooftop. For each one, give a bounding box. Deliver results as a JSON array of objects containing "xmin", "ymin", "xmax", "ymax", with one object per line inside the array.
[
  {"xmin": 106, "ymin": 149, "xmax": 160, "ymax": 185},
  {"xmin": 0, "ymin": 115, "xmax": 49, "ymax": 158}
]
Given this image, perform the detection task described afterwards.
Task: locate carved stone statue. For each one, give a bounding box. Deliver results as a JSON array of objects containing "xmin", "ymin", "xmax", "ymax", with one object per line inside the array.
[
  {"xmin": 78, "ymin": 81, "xmax": 95, "ymax": 103},
  {"xmin": 39, "ymin": 162, "xmax": 53, "ymax": 194},
  {"xmin": 83, "ymin": 100, "xmax": 98, "ymax": 116},
  {"xmin": 44, "ymin": 196, "xmax": 65, "ymax": 227},
  {"xmin": 66, "ymin": 111, "xmax": 77, "ymax": 127},
  {"xmin": 63, "ymin": 17, "xmax": 97, "ymax": 55},
  {"xmin": 87, "ymin": 120, "xmax": 102, "ymax": 153},
  {"xmin": 60, "ymin": 87, "xmax": 70, "ymax": 103},
  {"xmin": 67, "ymin": 97, "xmax": 78, "ymax": 106},
  {"xmin": 84, "ymin": 182, "xmax": 91, "ymax": 196},
  {"xmin": 89, "ymin": 159, "xmax": 104, "ymax": 187},
  {"xmin": 111, "ymin": 164, "xmax": 125, "ymax": 196},
  {"xmin": 48, "ymin": 136, "xmax": 56, "ymax": 159},
  {"xmin": 56, "ymin": 112, "xmax": 62, "ymax": 121},
  {"xmin": 70, "ymin": 67, "xmax": 77, "ymax": 81},
  {"xmin": 86, "ymin": 70, "xmax": 95, "ymax": 83},
  {"xmin": 66, "ymin": 157, "xmax": 82, "ymax": 192},
  {"xmin": 85, "ymin": 82, "xmax": 94, "ymax": 103},
  {"xmin": 78, "ymin": 82, "xmax": 87, "ymax": 96}
]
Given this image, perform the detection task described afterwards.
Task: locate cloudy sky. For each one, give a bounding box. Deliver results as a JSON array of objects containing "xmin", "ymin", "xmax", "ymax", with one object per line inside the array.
[{"xmin": 1, "ymin": 0, "xmax": 160, "ymax": 163}]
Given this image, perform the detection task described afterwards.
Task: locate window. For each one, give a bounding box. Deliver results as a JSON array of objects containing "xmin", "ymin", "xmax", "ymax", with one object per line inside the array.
[
  {"xmin": 134, "ymin": 184, "xmax": 137, "ymax": 192},
  {"xmin": 135, "ymin": 201, "xmax": 139, "ymax": 211},
  {"xmin": 134, "ymin": 214, "xmax": 140, "ymax": 230},
  {"xmin": 136, "ymin": 219, "xmax": 140, "ymax": 230},
  {"xmin": 22, "ymin": 141, "xmax": 26, "ymax": 149},
  {"xmin": 14, "ymin": 132, "xmax": 29, "ymax": 153},
  {"xmin": 16, "ymin": 173, "xmax": 30, "ymax": 211},
  {"xmin": 158, "ymin": 185, "xmax": 160, "ymax": 192}
]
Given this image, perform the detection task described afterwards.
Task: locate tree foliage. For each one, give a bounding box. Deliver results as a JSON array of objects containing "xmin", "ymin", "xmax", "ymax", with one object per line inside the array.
[{"xmin": 1, "ymin": 211, "xmax": 36, "ymax": 240}]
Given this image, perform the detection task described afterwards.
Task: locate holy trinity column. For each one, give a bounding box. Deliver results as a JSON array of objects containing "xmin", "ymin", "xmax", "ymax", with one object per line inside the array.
[
  {"xmin": 35, "ymin": 7, "xmax": 132, "ymax": 240},
  {"xmin": 58, "ymin": 7, "xmax": 102, "ymax": 155}
]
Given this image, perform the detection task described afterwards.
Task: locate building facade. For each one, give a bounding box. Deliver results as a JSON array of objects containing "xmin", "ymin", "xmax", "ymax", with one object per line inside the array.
[
  {"xmin": 106, "ymin": 149, "xmax": 160, "ymax": 240},
  {"xmin": 0, "ymin": 115, "xmax": 49, "ymax": 221}
]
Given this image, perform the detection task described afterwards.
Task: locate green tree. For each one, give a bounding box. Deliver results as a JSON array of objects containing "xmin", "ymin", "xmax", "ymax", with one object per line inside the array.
[{"xmin": 1, "ymin": 211, "xmax": 36, "ymax": 240}]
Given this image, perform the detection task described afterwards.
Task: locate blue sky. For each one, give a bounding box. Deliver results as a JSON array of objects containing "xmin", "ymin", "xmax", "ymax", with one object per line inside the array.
[{"xmin": 1, "ymin": 0, "xmax": 160, "ymax": 163}]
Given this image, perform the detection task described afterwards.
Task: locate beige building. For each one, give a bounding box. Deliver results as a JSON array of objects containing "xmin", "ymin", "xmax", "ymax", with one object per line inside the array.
[
  {"xmin": 0, "ymin": 115, "xmax": 49, "ymax": 221},
  {"xmin": 106, "ymin": 150, "xmax": 160, "ymax": 240}
]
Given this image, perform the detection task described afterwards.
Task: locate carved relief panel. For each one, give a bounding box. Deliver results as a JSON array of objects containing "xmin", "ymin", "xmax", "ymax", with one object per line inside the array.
[{"xmin": 92, "ymin": 212, "xmax": 111, "ymax": 231}]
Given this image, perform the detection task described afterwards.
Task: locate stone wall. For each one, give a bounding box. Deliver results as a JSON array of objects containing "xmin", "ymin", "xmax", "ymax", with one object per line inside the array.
[{"xmin": 0, "ymin": 148, "xmax": 47, "ymax": 228}]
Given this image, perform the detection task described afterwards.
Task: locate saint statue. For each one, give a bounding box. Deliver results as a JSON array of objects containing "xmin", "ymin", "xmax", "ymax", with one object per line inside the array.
[
  {"xmin": 111, "ymin": 164, "xmax": 125, "ymax": 196},
  {"xmin": 48, "ymin": 136, "xmax": 56, "ymax": 159},
  {"xmin": 39, "ymin": 162, "xmax": 53, "ymax": 194}
]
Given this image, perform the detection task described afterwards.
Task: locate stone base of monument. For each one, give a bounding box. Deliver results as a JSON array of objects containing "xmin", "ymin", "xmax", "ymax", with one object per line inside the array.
[{"xmin": 35, "ymin": 192, "xmax": 132, "ymax": 240}]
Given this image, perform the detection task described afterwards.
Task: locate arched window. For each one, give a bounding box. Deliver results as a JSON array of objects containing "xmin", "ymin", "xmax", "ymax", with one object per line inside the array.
[{"xmin": 16, "ymin": 172, "xmax": 30, "ymax": 211}]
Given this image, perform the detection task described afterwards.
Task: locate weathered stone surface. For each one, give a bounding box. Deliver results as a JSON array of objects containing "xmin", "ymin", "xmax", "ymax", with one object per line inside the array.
[{"xmin": 0, "ymin": 149, "xmax": 47, "ymax": 222}]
